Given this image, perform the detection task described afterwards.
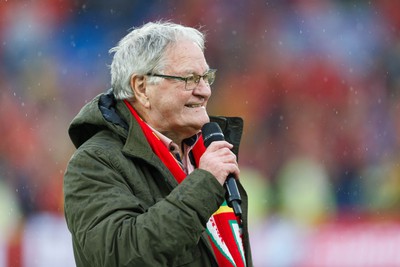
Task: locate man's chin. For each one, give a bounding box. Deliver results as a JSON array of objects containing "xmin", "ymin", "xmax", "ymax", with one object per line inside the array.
[
  {"xmin": 198, "ymin": 116, "xmax": 211, "ymax": 129},
  {"xmin": 181, "ymin": 114, "xmax": 209, "ymax": 131},
  {"xmin": 185, "ymin": 121, "xmax": 208, "ymax": 135}
]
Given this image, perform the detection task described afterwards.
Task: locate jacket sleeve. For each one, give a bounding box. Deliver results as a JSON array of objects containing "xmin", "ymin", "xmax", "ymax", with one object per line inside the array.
[{"xmin": 64, "ymin": 143, "xmax": 225, "ymax": 267}]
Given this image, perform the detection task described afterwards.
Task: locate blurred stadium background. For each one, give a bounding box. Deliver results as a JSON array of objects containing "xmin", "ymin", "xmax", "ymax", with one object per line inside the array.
[{"xmin": 1, "ymin": 1, "xmax": 400, "ymax": 266}]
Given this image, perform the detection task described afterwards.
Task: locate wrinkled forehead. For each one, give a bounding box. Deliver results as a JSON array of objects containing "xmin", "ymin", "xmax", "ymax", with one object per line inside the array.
[{"xmin": 162, "ymin": 40, "xmax": 209, "ymax": 74}]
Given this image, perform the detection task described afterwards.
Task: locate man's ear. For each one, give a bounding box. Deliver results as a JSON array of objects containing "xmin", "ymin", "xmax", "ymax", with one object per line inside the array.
[{"xmin": 130, "ymin": 74, "xmax": 150, "ymax": 108}]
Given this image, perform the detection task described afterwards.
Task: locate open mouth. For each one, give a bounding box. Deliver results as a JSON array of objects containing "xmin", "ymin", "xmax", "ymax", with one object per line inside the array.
[{"xmin": 185, "ymin": 103, "xmax": 204, "ymax": 108}]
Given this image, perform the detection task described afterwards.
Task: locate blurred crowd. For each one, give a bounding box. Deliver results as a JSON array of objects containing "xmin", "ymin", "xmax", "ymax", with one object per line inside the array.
[{"xmin": 1, "ymin": 0, "xmax": 400, "ymax": 266}]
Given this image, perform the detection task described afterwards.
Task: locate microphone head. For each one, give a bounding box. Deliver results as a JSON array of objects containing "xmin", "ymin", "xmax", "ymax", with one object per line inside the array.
[{"xmin": 202, "ymin": 122, "xmax": 225, "ymax": 147}]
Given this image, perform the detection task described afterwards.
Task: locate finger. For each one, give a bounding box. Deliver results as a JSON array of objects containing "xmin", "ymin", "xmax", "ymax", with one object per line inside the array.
[
  {"xmin": 206, "ymin": 141, "xmax": 233, "ymax": 151},
  {"xmin": 218, "ymin": 151, "xmax": 237, "ymax": 164}
]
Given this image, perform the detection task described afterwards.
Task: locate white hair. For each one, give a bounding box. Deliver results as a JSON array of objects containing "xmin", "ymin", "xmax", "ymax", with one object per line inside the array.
[{"xmin": 109, "ymin": 21, "xmax": 206, "ymax": 100}]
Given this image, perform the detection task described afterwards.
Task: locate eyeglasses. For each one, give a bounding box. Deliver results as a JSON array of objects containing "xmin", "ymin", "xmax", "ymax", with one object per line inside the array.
[{"xmin": 146, "ymin": 69, "xmax": 217, "ymax": 90}]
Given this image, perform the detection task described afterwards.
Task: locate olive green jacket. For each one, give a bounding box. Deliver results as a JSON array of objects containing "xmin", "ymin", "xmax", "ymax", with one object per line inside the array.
[{"xmin": 64, "ymin": 90, "xmax": 253, "ymax": 267}]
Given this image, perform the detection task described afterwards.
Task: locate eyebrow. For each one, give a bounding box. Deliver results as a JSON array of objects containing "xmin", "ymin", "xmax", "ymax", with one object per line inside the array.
[{"xmin": 183, "ymin": 68, "xmax": 211, "ymax": 76}]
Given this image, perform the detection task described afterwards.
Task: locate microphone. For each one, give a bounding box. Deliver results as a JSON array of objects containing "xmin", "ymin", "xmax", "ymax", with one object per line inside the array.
[{"xmin": 202, "ymin": 122, "xmax": 242, "ymax": 217}]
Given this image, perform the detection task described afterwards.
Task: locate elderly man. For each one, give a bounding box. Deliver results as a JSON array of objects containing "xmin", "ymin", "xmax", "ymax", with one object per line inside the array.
[{"xmin": 64, "ymin": 21, "xmax": 252, "ymax": 267}]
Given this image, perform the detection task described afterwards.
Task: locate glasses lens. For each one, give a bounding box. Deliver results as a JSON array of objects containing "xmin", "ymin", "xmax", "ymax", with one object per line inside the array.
[
  {"xmin": 185, "ymin": 75, "xmax": 197, "ymax": 90},
  {"xmin": 206, "ymin": 71, "xmax": 216, "ymax": 85},
  {"xmin": 184, "ymin": 70, "xmax": 217, "ymax": 90}
]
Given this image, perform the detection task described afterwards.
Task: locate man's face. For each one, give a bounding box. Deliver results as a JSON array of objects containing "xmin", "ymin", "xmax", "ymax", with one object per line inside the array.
[{"xmin": 145, "ymin": 40, "xmax": 212, "ymax": 140}]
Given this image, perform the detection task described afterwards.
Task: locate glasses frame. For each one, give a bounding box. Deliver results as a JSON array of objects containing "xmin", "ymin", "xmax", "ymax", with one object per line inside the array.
[{"xmin": 146, "ymin": 69, "xmax": 217, "ymax": 90}]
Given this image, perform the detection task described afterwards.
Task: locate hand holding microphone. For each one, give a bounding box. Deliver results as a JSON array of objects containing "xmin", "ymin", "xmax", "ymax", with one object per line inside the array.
[{"xmin": 200, "ymin": 122, "xmax": 242, "ymax": 217}]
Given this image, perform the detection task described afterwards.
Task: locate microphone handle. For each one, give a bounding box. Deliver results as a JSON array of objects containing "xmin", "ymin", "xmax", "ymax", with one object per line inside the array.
[
  {"xmin": 201, "ymin": 122, "xmax": 242, "ymax": 218},
  {"xmin": 225, "ymin": 175, "xmax": 242, "ymax": 217}
]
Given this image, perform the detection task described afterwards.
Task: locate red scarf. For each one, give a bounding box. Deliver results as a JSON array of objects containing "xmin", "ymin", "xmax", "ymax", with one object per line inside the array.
[{"xmin": 124, "ymin": 101, "xmax": 246, "ymax": 267}]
